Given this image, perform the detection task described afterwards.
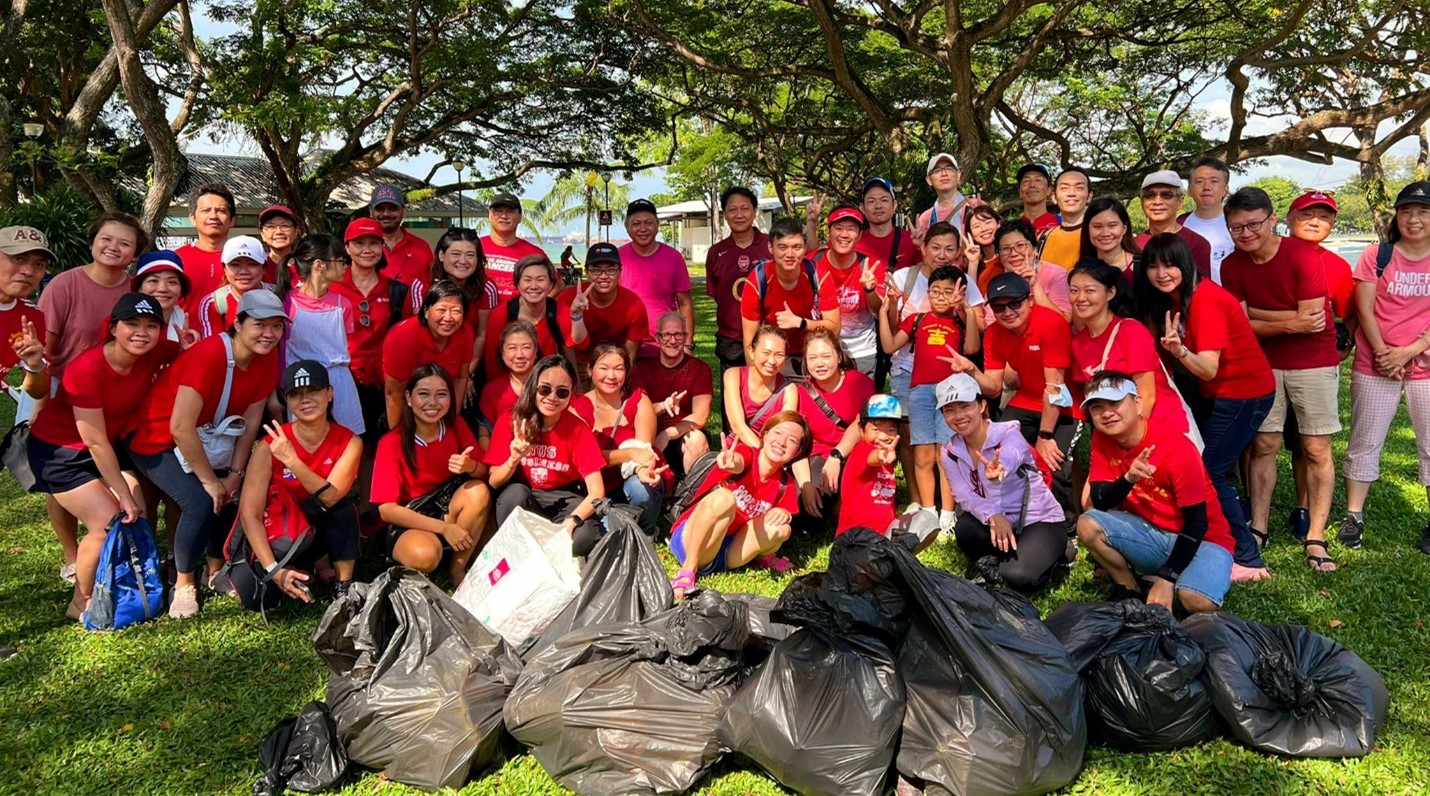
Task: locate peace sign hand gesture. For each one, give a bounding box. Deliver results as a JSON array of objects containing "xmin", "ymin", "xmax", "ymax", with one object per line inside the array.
[
  {"xmin": 1125, "ymin": 445, "xmax": 1157, "ymax": 484},
  {"xmin": 264, "ymin": 421, "xmax": 298, "ymax": 468},
  {"xmin": 12, "ymin": 317, "xmax": 44, "ymax": 371},
  {"xmin": 806, "ymin": 191, "xmax": 826, "ymax": 221},
  {"xmin": 860, "ymin": 259, "xmax": 879, "ymax": 292},
  {"xmin": 975, "ymin": 446, "xmax": 1006, "ymax": 482},
  {"xmin": 716, "ymin": 434, "xmax": 740, "ymax": 472},
  {"xmin": 1160, "ymin": 311, "xmax": 1186, "ymax": 358},
  {"xmin": 660, "ymin": 390, "xmax": 687, "ymax": 418},
  {"xmin": 638, "ymin": 462, "xmax": 668, "ymax": 486},
  {"xmin": 936, "ymin": 344, "xmax": 973, "ymax": 374},
  {"xmin": 569, "ymin": 281, "xmax": 592, "ymax": 316}
]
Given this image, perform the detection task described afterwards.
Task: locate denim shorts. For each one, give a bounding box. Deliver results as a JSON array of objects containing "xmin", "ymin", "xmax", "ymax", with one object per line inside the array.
[
  {"xmin": 890, "ymin": 369, "xmax": 912, "ymax": 416},
  {"xmin": 908, "ymin": 383, "xmax": 955, "ymax": 446},
  {"xmin": 1084, "ymin": 509, "xmax": 1232, "ymax": 606},
  {"xmin": 668, "ymin": 519, "xmax": 735, "ymax": 575}
]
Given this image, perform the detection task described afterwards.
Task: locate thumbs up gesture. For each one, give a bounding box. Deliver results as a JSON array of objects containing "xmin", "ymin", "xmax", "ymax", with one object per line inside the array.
[
  {"xmin": 449, "ymin": 445, "xmax": 478, "ymax": 475},
  {"xmin": 774, "ymin": 301, "xmax": 802, "ymax": 330}
]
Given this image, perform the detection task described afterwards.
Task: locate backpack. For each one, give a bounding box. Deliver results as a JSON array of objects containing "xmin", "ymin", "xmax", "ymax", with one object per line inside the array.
[
  {"xmin": 388, "ymin": 279, "xmax": 409, "ymax": 328},
  {"xmin": 83, "ymin": 516, "xmax": 164, "ymax": 631},
  {"xmin": 220, "ymin": 486, "xmax": 316, "ymax": 616},
  {"xmin": 1374, "ymin": 242, "xmax": 1394, "ymax": 278},
  {"xmin": 753, "ymin": 257, "xmax": 821, "ymax": 319},
  {"xmin": 506, "ymin": 296, "xmax": 567, "ymax": 351}
]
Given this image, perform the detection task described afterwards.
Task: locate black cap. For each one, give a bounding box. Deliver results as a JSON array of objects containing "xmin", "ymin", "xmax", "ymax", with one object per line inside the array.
[
  {"xmin": 111, "ymin": 293, "xmax": 166, "ymax": 323},
  {"xmin": 986, "ymin": 273, "xmax": 1032, "ymax": 301},
  {"xmin": 587, "ymin": 242, "xmax": 621, "ymax": 265},
  {"xmin": 488, "ymin": 192, "xmax": 522, "ymax": 211},
  {"xmin": 626, "ymin": 198, "xmax": 658, "ymax": 217},
  {"xmin": 282, "ymin": 360, "xmax": 331, "ymax": 395},
  {"xmin": 1016, "ymin": 163, "xmax": 1051, "ymax": 183},
  {"xmin": 1394, "ymin": 181, "xmax": 1430, "ymax": 208}
]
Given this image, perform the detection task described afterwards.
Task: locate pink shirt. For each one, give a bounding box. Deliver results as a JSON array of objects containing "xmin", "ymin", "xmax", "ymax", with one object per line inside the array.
[
  {"xmin": 619, "ymin": 242, "xmax": 691, "ymax": 355},
  {"xmin": 38, "ymin": 267, "xmax": 133, "ymax": 376},
  {"xmin": 1353, "ymin": 243, "xmax": 1430, "ymax": 380}
]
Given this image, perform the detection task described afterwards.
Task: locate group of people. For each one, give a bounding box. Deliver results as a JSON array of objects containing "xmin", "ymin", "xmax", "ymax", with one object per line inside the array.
[{"xmin": 1, "ymin": 159, "xmax": 1426, "ymax": 622}]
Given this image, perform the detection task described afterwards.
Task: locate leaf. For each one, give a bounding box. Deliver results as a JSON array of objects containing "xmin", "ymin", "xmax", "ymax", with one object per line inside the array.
[
  {"xmin": 121, "ymin": 722, "xmax": 135, "ymax": 732},
  {"xmin": 1329, "ymin": 619, "xmax": 1344, "ymax": 629}
]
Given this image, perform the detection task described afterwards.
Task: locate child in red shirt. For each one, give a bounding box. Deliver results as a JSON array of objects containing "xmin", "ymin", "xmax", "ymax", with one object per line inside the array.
[{"xmin": 836, "ymin": 395, "xmax": 907, "ymax": 538}]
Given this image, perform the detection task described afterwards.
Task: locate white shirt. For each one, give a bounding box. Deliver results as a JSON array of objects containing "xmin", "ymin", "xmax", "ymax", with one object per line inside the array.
[{"xmin": 1181, "ymin": 212, "xmax": 1235, "ymax": 284}]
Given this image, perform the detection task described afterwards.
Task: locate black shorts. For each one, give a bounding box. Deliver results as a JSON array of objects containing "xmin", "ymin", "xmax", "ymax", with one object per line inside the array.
[
  {"xmin": 383, "ymin": 476, "xmax": 469, "ymax": 559},
  {"xmin": 25, "ymin": 435, "xmax": 114, "ymax": 495}
]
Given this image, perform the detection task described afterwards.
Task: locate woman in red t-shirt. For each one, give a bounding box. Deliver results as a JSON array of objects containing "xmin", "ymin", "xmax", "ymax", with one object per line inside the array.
[
  {"xmin": 784, "ymin": 328, "xmax": 874, "ymax": 520},
  {"xmin": 128, "ymin": 291, "xmax": 286, "ymax": 619},
  {"xmin": 477, "ymin": 320, "xmax": 538, "ymax": 448},
  {"xmin": 383, "ymin": 280, "xmax": 475, "ymax": 428},
  {"xmin": 26, "ymin": 294, "xmax": 178, "ymax": 621},
  {"xmin": 668, "ymin": 410, "xmax": 811, "ymax": 598},
  {"xmin": 484, "ymin": 355, "xmax": 607, "ymax": 556},
  {"xmin": 234, "ymin": 360, "xmax": 363, "ymax": 609},
  {"xmin": 481, "ymin": 255, "xmax": 586, "ymax": 380},
  {"xmin": 412, "ymin": 229, "xmax": 499, "ymax": 394},
  {"xmin": 721, "ymin": 325, "xmax": 794, "ymax": 447},
  {"xmin": 371, "ymin": 363, "xmax": 491, "ymax": 586},
  {"xmin": 1132, "ymin": 234, "xmax": 1275, "ymax": 576},
  {"xmin": 330, "ymin": 218, "xmax": 406, "ymax": 445}
]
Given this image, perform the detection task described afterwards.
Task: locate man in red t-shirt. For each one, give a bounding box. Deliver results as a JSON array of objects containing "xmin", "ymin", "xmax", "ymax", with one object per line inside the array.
[
  {"xmin": 0, "ymin": 225, "xmax": 53, "ymax": 402},
  {"xmin": 706, "ymin": 186, "xmax": 771, "ymax": 372},
  {"xmin": 633, "ymin": 311, "xmax": 714, "ymax": 479},
  {"xmin": 809, "ymin": 205, "xmax": 887, "ymax": 377},
  {"xmin": 1077, "ymin": 371, "xmax": 1233, "ymax": 613},
  {"xmin": 1219, "ymin": 187, "xmax": 1339, "ymax": 573},
  {"xmin": 176, "ymin": 183, "xmax": 235, "ymax": 313},
  {"xmin": 480, "ymin": 192, "xmax": 550, "ymax": 301},
  {"xmin": 738, "ymin": 218, "xmax": 840, "ymax": 369},
  {"xmin": 1016, "ymin": 164, "xmax": 1059, "ymax": 236},
  {"xmin": 855, "ymin": 177, "xmax": 921, "ymax": 272},
  {"xmin": 369, "ymin": 184, "xmax": 434, "ymax": 287},
  {"xmin": 558, "ymin": 241, "xmax": 648, "ymax": 362}
]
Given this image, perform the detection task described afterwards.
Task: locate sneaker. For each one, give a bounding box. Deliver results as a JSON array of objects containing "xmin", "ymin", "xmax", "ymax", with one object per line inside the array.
[
  {"xmin": 1288, "ymin": 507, "xmax": 1310, "ymax": 541},
  {"xmin": 206, "ymin": 571, "xmax": 234, "ymax": 596},
  {"xmin": 59, "ymin": 563, "xmax": 76, "ymax": 584},
  {"xmin": 1419, "ymin": 525, "xmax": 1430, "ymax": 556},
  {"xmin": 1337, "ymin": 514, "xmax": 1364, "ymax": 549},
  {"xmin": 168, "ymin": 585, "xmax": 199, "ymax": 619}
]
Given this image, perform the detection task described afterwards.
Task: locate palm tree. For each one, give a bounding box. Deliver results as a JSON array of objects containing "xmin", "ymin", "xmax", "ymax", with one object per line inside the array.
[{"xmin": 533, "ymin": 173, "xmax": 632, "ymax": 245}]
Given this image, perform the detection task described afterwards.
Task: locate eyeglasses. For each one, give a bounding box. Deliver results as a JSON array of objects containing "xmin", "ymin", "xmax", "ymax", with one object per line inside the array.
[
  {"xmin": 589, "ymin": 266, "xmax": 620, "ymax": 275},
  {"xmin": 1227, "ymin": 215, "xmax": 1272, "ymax": 236},
  {"xmin": 928, "ymin": 288, "xmax": 960, "ymax": 299},
  {"xmin": 990, "ymin": 298, "xmax": 1027, "ymax": 315},
  {"xmin": 1140, "ymin": 190, "xmax": 1180, "ymax": 201},
  {"xmin": 997, "ymin": 241, "xmax": 1033, "ymax": 255},
  {"xmin": 261, "ymin": 221, "xmax": 296, "ymax": 231},
  {"xmin": 929, "ymin": 166, "xmax": 957, "ymax": 176},
  {"xmin": 536, "ymin": 384, "xmax": 572, "ymax": 399},
  {"xmin": 657, "ymin": 332, "xmax": 687, "ymax": 341}
]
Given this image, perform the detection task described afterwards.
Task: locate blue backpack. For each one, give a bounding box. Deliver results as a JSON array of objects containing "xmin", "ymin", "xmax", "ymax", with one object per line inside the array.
[{"xmin": 84, "ymin": 516, "xmax": 164, "ymax": 631}]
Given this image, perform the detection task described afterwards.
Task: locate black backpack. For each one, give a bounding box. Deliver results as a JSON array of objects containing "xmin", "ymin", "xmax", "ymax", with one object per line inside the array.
[
  {"xmin": 1374, "ymin": 242, "xmax": 1394, "ymax": 278},
  {"xmin": 388, "ymin": 279, "xmax": 409, "ymax": 328},
  {"xmin": 753, "ymin": 257, "xmax": 821, "ymax": 318},
  {"xmin": 506, "ymin": 296, "xmax": 567, "ymax": 349}
]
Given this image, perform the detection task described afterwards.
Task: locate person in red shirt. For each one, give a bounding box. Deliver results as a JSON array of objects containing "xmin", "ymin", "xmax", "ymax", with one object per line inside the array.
[
  {"xmin": 25, "ymin": 294, "xmax": 176, "ymax": 621},
  {"xmin": 384, "ymin": 280, "xmax": 475, "ymax": 428},
  {"xmin": 785, "ymin": 328, "xmax": 875, "ymax": 521},
  {"xmin": 369, "ymin": 184, "xmax": 434, "ymax": 286},
  {"xmin": 633, "ymin": 310, "xmax": 713, "ymax": 479},
  {"xmin": 739, "ymin": 218, "xmax": 840, "ymax": 367},
  {"xmin": 176, "ymin": 183, "xmax": 235, "ymax": 313},
  {"xmin": 1016, "ymin": 164, "xmax": 1060, "ymax": 236},
  {"xmin": 1077, "ymin": 371, "xmax": 1234, "ymax": 613},
  {"xmin": 1132, "ymin": 234, "xmax": 1275, "ymax": 581},
  {"xmin": 809, "ymin": 205, "xmax": 887, "ymax": 376},
  {"xmin": 969, "ymin": 273, "xmax": 1078, "ymax": 516},
  {"xmin": 1080, "ymin": 197, "xmax": 1142, "ymax": 277},
  {"xmin": 132, "ymin": 251, "xmax": 193, "ymax": 343},
  {"xmin": 668, "ymin": 410, "xmax": 810, "ymax": 598},
  {"xmin": 234, "ymin": 361, "xmax": 363, "ymax": 609},
  {"xmin": 856, "ymin": 177, "xmax": 921, "ymax": 271},
  {"xmin": 0, "ymin": 226, "xmax": 52, "ymax": 400},
  {"xmin": 258, "ymin": 205, "xmax": 300, "ymax": 285},
  {"xmin": 331, "ymin": 218, "xmax": 408, "ymax": 444},
  {"xmin": 129, "ymin": 289, "xmax": 287, "ymax": 619},
  {"xmin": 371, "ymin": 363, "xmax": 492, "ymax": 585},
  {"xmin": 411, "ymin": 229, "xmax": 499, "ymax": 397},
  {"xmin": 836, "ymin": 395, "xmax": 923, "ymax": 540},
  {"xmin": 722, "ymin": 325, "xmax": 793, "ymax": 448},
  {"xmin": 480, "ymin": 192, "xmax": 551, "ymax": 300},
  {"xmin": 964, "ymin": 204, "xmax": 1004, "ymax": 297},
  {"xmin": 482, "ymin": 255, "xmax": 586, "ymax": 379},
  {"xmin": 705, "ymin": 186, "xmax": 771, "ymax": 371},
  {"xmin": 197, "ymin": 236, "xmax": 273, "ymax": 337},
  {"xmin": 1220, "ymin": 187, "xmax": 1339, "ymax": 572},
  {"xmin": 477, "ymin": 320, "xmax": 538, "ymax": 447},
  {"xmin": 557, "ymin": 242, "xmax": 647, "ymax": 363},
  {"xmin": 484, "ymin": 355, "xmax": 607, "ymax": 556},
  {"xmin": 1135, "ymin": 170, "xmax": 1212, "ymax": 280}
]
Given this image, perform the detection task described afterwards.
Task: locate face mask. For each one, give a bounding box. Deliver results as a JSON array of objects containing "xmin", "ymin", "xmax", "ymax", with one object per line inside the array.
[{"xmin": 1048, "ymin": 383, "xmax": 1074, "ymax": 408}]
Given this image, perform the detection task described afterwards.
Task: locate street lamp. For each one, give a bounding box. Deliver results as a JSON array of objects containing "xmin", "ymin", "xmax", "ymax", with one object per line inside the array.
[
  {"xmin": 22, "ymin": 122, "xmax": 42, "ymax": 195},
  {"xmin": 452, "ymin": 159, "xmax": 467, "ymax": 228},
  {"xmin": 602, "ymin": 173, "xmax": 611, "ymax": 242},
  {"xmin": 584, "ymin": 170, "xmax": 599, "ymax": 248}
]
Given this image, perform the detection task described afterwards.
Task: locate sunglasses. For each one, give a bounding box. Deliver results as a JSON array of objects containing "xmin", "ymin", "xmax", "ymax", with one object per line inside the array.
[
  {"xmin": 990, "ymin": 298, "xmax": 1027, "ymax": 315},
  {"xmin": 536, "ymin": 384, "xmax": 572, "ymax": 399},
  {"xmin": 1140, "ymin": 190, "xmax": 1180, "ymax": 201}
]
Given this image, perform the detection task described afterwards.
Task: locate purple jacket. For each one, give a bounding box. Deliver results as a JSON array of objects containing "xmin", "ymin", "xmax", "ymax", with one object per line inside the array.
[{"xmin": 940, "ymin": 420, "xmax": 1064, "ymax": 526}]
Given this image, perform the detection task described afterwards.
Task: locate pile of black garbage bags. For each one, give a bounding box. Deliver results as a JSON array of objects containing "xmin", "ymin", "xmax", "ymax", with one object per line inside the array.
[{"xmin": 255, "ymin": 516, "xmax": 1391, "ymax": 796}]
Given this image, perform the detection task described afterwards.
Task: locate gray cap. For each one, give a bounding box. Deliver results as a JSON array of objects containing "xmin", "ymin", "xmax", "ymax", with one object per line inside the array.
[
  {"xmin": 236, "ymin": 289, "xmax": 292, "ymax": 322},
  {"xmin": 1141, "ymin": 170, "xmax": 1183, "ymax": 191}
]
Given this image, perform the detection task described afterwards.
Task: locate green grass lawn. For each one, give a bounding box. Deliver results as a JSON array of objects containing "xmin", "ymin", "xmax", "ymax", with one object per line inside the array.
[{"xmin": 3, "ymin": 293, "xmax": 1429, "ymax": 795}]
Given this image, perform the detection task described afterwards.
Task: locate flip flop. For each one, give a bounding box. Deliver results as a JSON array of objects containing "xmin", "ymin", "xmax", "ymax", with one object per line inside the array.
[{"xmin": 752, "ymin": 554, "xmax": 792, "ymax": 574}]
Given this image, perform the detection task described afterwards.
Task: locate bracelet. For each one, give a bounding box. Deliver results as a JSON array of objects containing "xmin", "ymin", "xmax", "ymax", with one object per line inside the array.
[
  {"xmin": 19, "ymin": 357, "xmax": 48, "ymax": 374},
  {"xmin": 1177, "ymin": 347, "xmax": 1191, "ymax": 359},
  {"xmin": 570, "ymin": 313, "xmax": 584, "ymax": 322},
  {"xmin": 265, "ymin": 561, "xmax": 280, "ymax": 575},
  {"xmin": 312, "ymin": 483, "xmax": 333, "ymax": 500}
]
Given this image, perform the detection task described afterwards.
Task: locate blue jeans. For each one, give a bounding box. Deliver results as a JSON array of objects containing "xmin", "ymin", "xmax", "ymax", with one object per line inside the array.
[
  {"xmin": 1196, "ymin": 393, "xmax": 1274, "ymax": 568},
  {"xmin": 620, "ymin": 473, "xmax": 665, "ymax": 535},
  {"xmin": 1084, "ymin": 509, "xmax": 1233, "ymax": 606}
]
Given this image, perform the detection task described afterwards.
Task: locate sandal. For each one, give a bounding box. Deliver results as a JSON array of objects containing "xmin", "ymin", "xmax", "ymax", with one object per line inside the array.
[
  {"xmin": 1302, "ymin": 539, "xmax": 1338, "ymax": 573},
  {"xmin": 1249, "ymin": 527, "xmax": 1270, "ymax": 549},
  {"xmin": 752, "ymin": 554, "xmax": 793, "ymax": 574},
  {"xmin": 671, "ymin": 570, "xmax": 696, "ymax": 601}
]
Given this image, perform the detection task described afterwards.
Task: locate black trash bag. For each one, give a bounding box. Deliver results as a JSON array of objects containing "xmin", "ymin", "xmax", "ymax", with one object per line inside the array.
[
  {"xmin": 523, "ymin": 504, "xmax": 672, "ymax": 659},
  {"xmin": 727, "ymin": 592, "xmax": 794, "ymax": 645},
  {"xmin": 311, "ymin": 567, "xmax": 524, "ymax": 792},
  {"xmin": 1183, "ymin": 612, "xmax": 1389, "ymax": 758},
  {"xmin": 253, "ymin": 701, "xmax": 348, "ymax": 796},
  {"xmin": 1045, "ymin": 600, "xmax": 1219, "ymax": 751},
  {"xmin": 828, "ymin": 528, "xmax": 1086, "ymax": 796},
  {"xmin": 503, "ymin": 589, "xmax": 753, "ymax": 795}
]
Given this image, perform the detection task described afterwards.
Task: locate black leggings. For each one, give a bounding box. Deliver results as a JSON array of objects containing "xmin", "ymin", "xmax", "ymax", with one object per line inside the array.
[
  {"xmin": 493, "ymin": 482, "xmax": 604, "ymax": 556},
  {"xmin": 1000, "ymin": 405, "xmax": 1078, "ymax": 521},
  {"xmin": 952, "ymin": 513, "xmax": 1067, "ymax": 592}
]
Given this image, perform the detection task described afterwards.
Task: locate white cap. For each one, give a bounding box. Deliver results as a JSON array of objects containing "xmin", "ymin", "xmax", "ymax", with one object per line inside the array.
[
  {"xmin": 936, "ymin": 373, "xmax": 981, "ymax": 409},
  {"xmin": 222, "ymin": 235, "xmax": 267, "ymax": 267},
  {"xmin": 1140, "ymin": 170, "xmax": 1183, "ymax": 191},
  {"xmin": 1081, "ymin": 376, "xmax": 1139, "ymax": 409},
  {"xmin": 926, "ymin": 152, "xmax": 959, "ymax": 175}
]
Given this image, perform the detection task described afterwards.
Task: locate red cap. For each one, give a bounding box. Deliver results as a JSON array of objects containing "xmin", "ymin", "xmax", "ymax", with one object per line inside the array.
[
  {"xmin": 258, "ymin": 205, "xmax": 297, "ymax": 225},
  {"xmin": 827, "ymin": 205, "xmax": 866, "ymax": 228},
  {"xmin": 344, "ymin": 217, "xmax": 384, "ymax": 242},
  {"xmin": 1289, "ymin": 191, "xmax": 1337, "ymax": 214}
]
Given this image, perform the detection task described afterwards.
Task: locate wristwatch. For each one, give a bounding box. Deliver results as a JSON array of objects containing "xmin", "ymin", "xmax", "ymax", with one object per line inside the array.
[
  {"xmin": 829, "ymin": 449, "xmax": 846, "ymax": 463},
  {"xmin": 1037, "ymin": 431, "xmax": 1056, "ymax": 441}
]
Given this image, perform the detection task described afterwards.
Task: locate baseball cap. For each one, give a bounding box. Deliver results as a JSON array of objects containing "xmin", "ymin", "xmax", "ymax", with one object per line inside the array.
[
  {"xmin": 344, "ymin": 217, "xmax": 383, "ymax": 242},
  {"xmin": 369, "ymin": 184, "xmax": 405, "ymax": 209},
  {"xmin": 827, "ymin": 205, "xmax": 866, "ymax": 228},
  {"xmin": 132, "ymin": 250, "xmax": 191, "ymax": 296},
  {"xmin": 926, "ymin": 153, "xmax": 959, "ymax": 175},
  {"xmin": 258, "ymin": 205, "xmax": 297, "ymax": 226},
  {"xmin": 1081, "ymin": 376, "xmax": 1139, "ymax": 409},
  {"xmin": 236, "ymin": 289, "xmax": 292, "ymax": 322},
  {"xmin": 1016, "ymin": 164, "xmax": 1051, "ymax": 183},
  {"xmin": 861, "ymin": 177, "xmax": 896, "ymax": 200},
  {"xmin": 986, "ymin": 273, "xmax": 1032, "ymax": 302},
  {"xmin": 1140, "ymin": 170, "xmax": 1183, "ymax": 191},
  {"xmin": 282, "ymin": 360, "xmax": 331, "ymax": 395},
  {"xmin": 587, "ymin": 242, "xmax": 621, "ymax": 266},
  {"xmin": 221, "ymin": 235, "xmax": 267, "ymax": 267},
  {"xmin": 0, "ymin": 226, "xmax": 56, "ymax": 261},
  {"xmin": 935, "ymin": 373, "xmax": 981, "ymax": 409},
  {"xmin": 626, "ymin": 198, "xmax": 658, "ymax": 217},
  {"xmin": 1393, "ymin": 181, "xmax": 1430, "ymax": 208},
  {"xmin": 1289, "ymin": 190, "xmax": 1338, "ymax": 214},
  {"xmin": 862, "ymin": 394, "xmax": 904, "ymax": 421},
  {"xmin": 110, "ymin": 293, "xmax": 166, "ymax": 324},
  {"xmin": 488, "ymin": 192, "xmax": 522, "ymax": 211}
]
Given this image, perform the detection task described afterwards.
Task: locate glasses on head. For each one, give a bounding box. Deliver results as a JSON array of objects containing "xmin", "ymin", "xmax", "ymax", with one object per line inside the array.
[
  {"xmin": 1140, "ymin": 190, "xmax": 1180, "ymax": 201},
  {"xmin": 997, "ymin": 241, "xmax": 1033, "ymax": 256},
  {"xmin": 1227, "ymin": 215, "xmax": 1272, "ymax": 236},
  {"xmin": 536, "ymin": 383, "xmax": 572, "ymax": 399},
  {"xmin": 657, "ymin": 332, "xmax": 687, "ymax": 341},
  {"xmin": 990, "ymin": 298, "xmax": 1027, "ymax": 315}
]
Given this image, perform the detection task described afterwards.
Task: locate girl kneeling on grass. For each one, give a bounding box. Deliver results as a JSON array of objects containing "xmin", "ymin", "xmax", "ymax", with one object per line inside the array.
[
  {"xmin": 669, "ymin": 410, "xmax": 811, "ymax": 598},
  {"xmin": 371, "ymin": 363, "xmax": 492, "ymax": 587}
]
